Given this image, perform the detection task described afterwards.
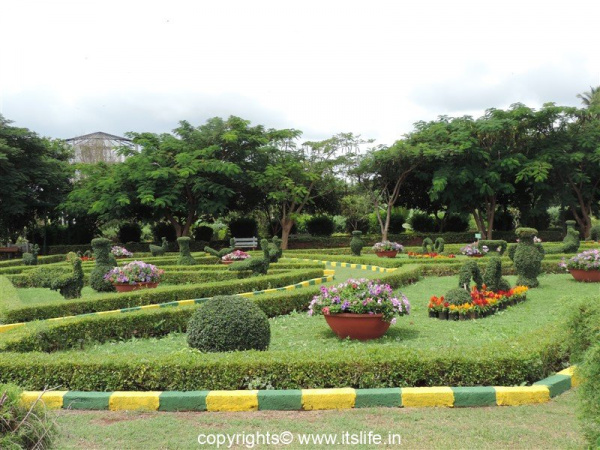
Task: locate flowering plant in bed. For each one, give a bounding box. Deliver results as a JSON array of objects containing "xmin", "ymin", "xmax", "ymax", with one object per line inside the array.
[
  {"xmin": 407, "ymin": 251, "xmax": 455, "ymax": 259},
  {"xmin": 460, "ymin": 243, "xmax": 487, "ymax": 257},
  {"xmin": 104, "ymin": 261, "xmax": 164, "ymax": 292},
  {"xmin": 372, "ymin": 241, "xmax": 403, "ymax": 258},
  {"xmin": 221, "ymin": 250, "xmax": 250, "ymax": 262},
  {"xmin": 111, "ymin": 246, "xmax": 133, "ymax": 258},
  {"xmin": 559, "ymin": 249, "xmax": 600, "ymax": 282},
  {"xmin": 309, "ymin": 278, "xmax": 410, "ymax": 340}
]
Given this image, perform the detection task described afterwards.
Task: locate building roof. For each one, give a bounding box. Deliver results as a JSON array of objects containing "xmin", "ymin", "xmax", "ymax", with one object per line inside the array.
[{"xmin": 65, "ymin": 131, "xmax": 132, "ymax": 143}]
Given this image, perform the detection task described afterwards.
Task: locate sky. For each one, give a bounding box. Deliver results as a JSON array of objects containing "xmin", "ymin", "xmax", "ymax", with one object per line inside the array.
[{"xmin": 1, "ymin": 0, "xmax": 599, "ymax": 146}]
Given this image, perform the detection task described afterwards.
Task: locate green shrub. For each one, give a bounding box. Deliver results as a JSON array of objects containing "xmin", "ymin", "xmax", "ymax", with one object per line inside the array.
[
  {"xmin": 22, "ymin": 245, "xmax": 39, "ymax": 266},
  {"xmin": 28, "ymin": 266, "xmax": 70, "ymax": 288},
  {"xmin": 0, "ymin": 383, "xmax": 56, "ymax": 449},
  {"xmin": 562, "ymin": 220, "xmax": 580, "ymax": 253},
  {"xmin": 50, "ymin": 257, "xmax": 84, "ymax": 299},
  {"xmin": 422, "ymin": 237, "xmax": 444, "ymax": 253},
  {"xmin": 422, "ymin": 237, "xmax": 433, "ymax": 253},
  {"xmin": 565, "ymin": 300, "xmax": 600, "ymax": 363},
  {"xmin": 89, "ymin": 238, "xmax": 116, "ymax": 292},
  {"xmin": 267, "ymin": 237, "xmax": 283, "ymax": 263},
  {"xmin": 493, "ymin": 209, "xmax": 515, "ymax": 232},
  {"xmin": 579, "ymin": 343, "xmax": 600, "ymax": 448},
  {"xmin": 458, "ymin": 260, "xmax": 483, "ymax": 289},
  {"xmin": 350, "ymin": 231, "xmax": 364, "ymax": 256},
  {"xmin": 229, "ymin": 239, "xmax": 270, "ymax": 275},
  {"xmin": 478, "ymin": 240, "xmax": 507, "ymax": 256},
  {"xmin": 229, "ymin": 218, "xmax": 258, "ymax": 238},
  {"xmin": 152, "ymin": 221, "xmax": 177, "ymax": 242},
  {"xmin": 194, "ymin": 225, "xmax": 214, "ymax": 242},
  {"xmin": 149, "ymin": 237, "xmax": 168, "ymax": 256},
  {"xmin": 482, "ymin": 257, "xmax": 511, "ymax": 292},
  {"xmin": 204, "ymin": 239, "xmax": 235, "ymax": 259},
  {"xmin": 590, "ymin": 225, "xmax": 600, "ymax": 241},
  {"xmin": 409, "ymin": 211, "xmax": 436, "ymax": 232},
  {"xmin": 443, "ymin": 214, "xmax": 469, "ymax": 232},
  {"xmin": 513, "ymin": 228, "xmax": 544, "ymax": 288},
  {"xmin": 118, "ymin": 222, "xmax": 142, "ymax": 243},
  {"xmin": 187, "ymin": 296, "xmax": 271, "ymax": 352},
  {"xmin": 177, "ymin": 237, "xmax": 197, "ymax": 265},
  {"xmin": 445, "ymin": 287, "xmax": 472, "ymax": 305},
  {"xmin": 434, "ymin": 238, "xmax": 445, "ymax": 253},
  {"xmin": 306, "ymin": 216, "xmax": 335, "ymax": 237}
]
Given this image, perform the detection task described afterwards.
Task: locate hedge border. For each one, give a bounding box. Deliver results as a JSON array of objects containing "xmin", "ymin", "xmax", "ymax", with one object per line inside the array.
[{"xmin": 20, "ymin": 366, "xmax": 578, "ymax": 411}]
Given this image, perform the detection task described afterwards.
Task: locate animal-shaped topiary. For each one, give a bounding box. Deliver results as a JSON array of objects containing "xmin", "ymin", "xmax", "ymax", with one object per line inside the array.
[
  {"xmin": 22, "ymin": 244, "xmax": 39, "ymax": 266},
  {"xmin": 228, "ymin": 239, "xmax": 271, "ymax": 275},
  {"xmin": 422, "ymin": 237, "xmax": 433, "ymax": 253},
  {"xmin": 267, "ymin": 236, "xmax": 283, "ymax": 262},
  {"xmin": 204, "ymin": 238, "xmax": 235, "ymax": 259},
  {"xmin": 149, "ymin": 237, "xmax": 168, "ymax": 257},
  {"xmin": 447, "ymin": 256, "xmax": 510, "ymax": 302},
  {"xmin": 513, "ymin": 227, "xmax": 544, "ymax": 288},
  {"xmin": 90, "ymin": 238, "xmax": 116, "ymax": 292},
  {"xmin": 562, "ymin": 220, "xmax": 580, "ymax": 253},
  {"xmin": 177, "ymin": 237, "xmax": 197, "ymax": 265},
  {"xmin": 482, "ymin": 257, "xmax": 511, "ymax": 292},
  {"xmin": 434, "ymin": 237, "xmax": 445, "ymax": 253},
  {"xmin": 51, "ymin": 257, "xmax": 84, "ymax": 299},
  {"xmin": 350, "ymin": 231, "xmax": 364, "ymax": 256},
  {"xmin": 422, "ymin": 237, "xmax": 445, "ymax": 253}
]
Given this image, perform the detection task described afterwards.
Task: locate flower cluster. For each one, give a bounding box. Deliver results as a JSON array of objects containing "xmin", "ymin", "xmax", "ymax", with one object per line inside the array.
[
  {"xmin": 104, "ymin": 261, "xmax": 164, "ymax": 285},
  {"xmin": 407, "ymin": 252, "xmax": 456, "ymax": 259},
  {"xmin": 428, "ymin": 285, "xmax": 528, "ymax": 319},
  {"xmin": 460, "ymin": 243, "xmax": 487, "ymax": 256},
  {"xmin": 111, "ymin": 246, "xmax": 133, "ymax": 257},
  {"xmin": 559, "ymin": 249, "xmax": 600, "ymax": 271},
  {"xmin": 372, "ymin": 241, "xmax": 403, "ymax": 252},
  {"xmin": 308, "ymin": 278, "xmax": 410, "ymax": 323},
  {"xmin": 222, "ymin": 250, "xmax": 251, "ymax": 261},
  {"xmin": 534, "ymin": 236, "xmax": 542, "ymax": 243}
]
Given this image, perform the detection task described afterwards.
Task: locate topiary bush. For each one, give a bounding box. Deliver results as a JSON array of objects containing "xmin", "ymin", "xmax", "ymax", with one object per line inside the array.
[
  {"xmin": 409, "ymin": 211, "xmax": 436, "ymax": 232},
  {"xmin": 229, "ymin": 218, "xmax": 258, "ymax": 238},
  {"xmin": 478, "ymin": 240, "xmax": 507, "ymax": 256},
  {"xmin": 590, "ymin": 225, "xmax": 600, "ymax": 241},
  {"xmin": 482, "ymin": 257, "xmax": 511, "ymax": 292},
  {"xmin": 229, "ymin": 239, "xmax": 270, "ymax": 275},
  {"xmin": 194, "ymin": 225, "xmax": 214, "ymax": 242},
  {"xmin": 204, "ymin": 238, "xmax": 235, "ymax": 259},
  {"xmin": 513, "ymin": 227, "xmax": 544, "ymax": 288},
  {"xmin": 562, "ymin": 220, "xmax": 580, "ymax": 253},
  {"xmin": 423, "ymin": 237, "xmax": 444, "ymax": 253},
  {"xmin": 434, "ymin": 238, "xmax": 445, "ymax": 253},
  {"xmin": 152, "ymin": 222, "xmax": 177, "ymax": 243},
  {"xmin": 445, "ymin": 287, "xmax": 472, "ymax": 305},
  {"xmin": 51, "ymin": 257, "xmax": 84, "ymax": 299},
  {"xmin": 350, "ymin": 231, "xmax": 364, "ymax": 256},
  {"xmin": 267, "ymin": 236, "xmax": 283, "ymax": 262},
  {"xmin": 149, "ymin": 237, "xmax": 168, "ymax": 256},
  {"xmin": 118, "ymin": 222, "xmax": 142, "ymax": 243},
  {"xmin": 177, "ymin": 237, "xmax": 197, "ymax": 265},
  {"xmin": 90, "ymin": 238, "xmax": 116, "ymax": 292},
  {"xmin": 186, "ymin": 295, "xmax": 271, "ymax": 352},
  {"xmin": 421, "ymin": 237, "xmax": 433, "ymax": 253},
  {"xmin": 457, "ymin": 260, "xmax": 483, "ymax": 290},
  {"xmin": 22, "ymin": 244, "xmax": 40, "ymax": 266},
  {"xmin": 306, "ymin": 216, "xmax": 335, "ymax": 237}
]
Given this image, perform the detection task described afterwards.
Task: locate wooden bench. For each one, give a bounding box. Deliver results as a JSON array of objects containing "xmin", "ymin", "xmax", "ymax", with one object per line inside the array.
[
  {"xmin": 0, "ymin": 246, "xmax": 22, "ymax": 260},
  {"xmin": 233, "ymin": 237, "xmax": 259, "ymax": 249}
]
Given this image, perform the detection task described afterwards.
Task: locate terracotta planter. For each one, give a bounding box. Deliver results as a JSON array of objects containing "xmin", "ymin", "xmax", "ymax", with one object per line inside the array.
[
  {"xmin": 221, "ymin": 260, "xmax": 235, "ymax": 265},
  {"xmin": 569, "ymin": 269, "xmax": 600, "ymax": 282},
  {"xmin": 467, "ymin": 254, "xmax": 484, "ymax": 258},
  {"xmin": 113, "ymin": 282, "xmax": 159, "ymax": 292},
  {"xmin": 324, "ymin": 313, "xmax": 391, "ymax": 340},
  {"xmin": 375, "ymin": 251, "xmax": 398, "ymax": 258}
]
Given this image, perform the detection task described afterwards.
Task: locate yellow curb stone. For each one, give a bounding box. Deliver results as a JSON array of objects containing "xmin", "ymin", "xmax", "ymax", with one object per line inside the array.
[
  {"xmin": 402, "ymin": 387, "xmax": 454, "ymax": 407},
  {"xmin": 0, "ymin": 323, "xmax": 25, "ymax": 333},
  {"xmin": 177, "ymin": 299, "xmax": 195, "ymax": 306},
  {"xmin": 109, "ymin": 392, "xmax": 161, "ymax": 411},
  {"xmin": 206, "ymin": 390, "xmax": 259, "ymax": 412},
  {"xmin": 557, "ymin": 367, "xmax": 580, "ymax": 387},
  {"xmin": 140, "ymin": 304, "xmax": 159, "ymax": 310},
  {"xmin": 302, "ymin": 388, "xmax": 356, "ymax": 410},
  {"xmin": 494, "ymin": 386, "xmax": 550, "ymax": 406},
  {"xmin": 21, "ymin": 391, "xmax": 67, "ymax": 409}
]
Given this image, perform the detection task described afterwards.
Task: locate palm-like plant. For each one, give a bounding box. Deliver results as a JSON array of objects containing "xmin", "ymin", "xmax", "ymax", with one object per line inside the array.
[{"xmin": 576, "ymin": 86, "xmax": 600, "ymax": 107}]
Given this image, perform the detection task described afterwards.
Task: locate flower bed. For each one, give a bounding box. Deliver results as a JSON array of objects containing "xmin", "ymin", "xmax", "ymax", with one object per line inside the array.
[
  {"xmin": 407, "ymin": 252, "xmax": 456, "ymax": 259},
  {"xmin": 111, "ymin": 246, "xmax": 133, "ymax": 258},
  {"xmin": 104, "ymin": 261, "xmax": 164, "ymax": 285},
  {"xmin": 221, "ymin": 250, "xmax": 250, "ymax": 262},
  {"xmin": 428, "ymin": 285, "xmax": 528, "ymax": 320},
  {"xmin": 560, "ymin": 249, "xmax": 600, "ymax": 282},
  {"xmin": 460, "ymin": 243, "xmax": 487, "ymax": 257}
]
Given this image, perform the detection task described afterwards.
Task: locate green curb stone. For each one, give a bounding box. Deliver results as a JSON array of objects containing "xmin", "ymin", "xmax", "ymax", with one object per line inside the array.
[
  {"xmin": 452, "ymin": 387, "xmax": 496, "ymax": 407},
  {"xmin": 63, "ymin": 391, "xmax": 112, "ymax": 410},
  {"xmin": 159, "ymin": 391, "xmax": 208, "ymax": 411},
  {"xmin": 355, "ymin": 388, "xmax": 402, "ymax": 408},
  {"xmin": 534, "ymin": 375, "xmax": 571, "ymax": 397},
  {"xmin": 258, "ymin": 390, "xmax": 302, "ymax": 410}
]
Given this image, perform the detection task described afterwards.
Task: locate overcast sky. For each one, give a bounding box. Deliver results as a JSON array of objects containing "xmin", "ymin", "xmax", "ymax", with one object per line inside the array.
[{"xmin": 1, "ymin": 0, "xmax": 599, "ymax": 146}]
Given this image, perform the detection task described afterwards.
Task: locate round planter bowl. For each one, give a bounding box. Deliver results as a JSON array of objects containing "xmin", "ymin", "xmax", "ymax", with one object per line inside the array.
[
  {"xmin": 220, "ymin": 260, "xmax": 235, "ymax": 265},
  {"xmin": 467, "ymin": 254, "xmax": 484, "ymax": 258},
  {"xmin": 324, "ymin": 313, "xmax": 391, "ymax": 341},
  {"xmin": 113, "ymin": 282, "xmax": 159, "ymax": 292},
  {"xmin": 375, "ymin": 251, "xmax": 398, "ymax": 258},
  {"xmin": 569, "ymin": 269, "xmax": 600, "ymax": 282}
]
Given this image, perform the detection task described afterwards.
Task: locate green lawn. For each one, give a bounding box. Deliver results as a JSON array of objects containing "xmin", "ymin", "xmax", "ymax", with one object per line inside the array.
[{"xmin": 52, "ymin": 389, "xmax": 584, "ymax": 449}]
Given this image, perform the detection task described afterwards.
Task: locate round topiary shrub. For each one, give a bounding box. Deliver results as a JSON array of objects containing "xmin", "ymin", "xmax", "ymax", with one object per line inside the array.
[
  {"xmin": 409, "ymin": 211, "xmax": 436, "ymax": 232},
  {"xmin": 229, "ymin": 218, "xmax": 258, "ymax": 238},
  {"xmin": 90, "ymin": 238, "xmax": 116, "ymax": 292},
  {"xmin": 187, "ymin": 295, "xmax": 271, "ymax": 352},
  {"xmin": 513, "ymin": 227, "xmax": 544, "ymax": 288},
  {"xmin": 445, "ymin": 288, "xmax": 472, "ymax": 305},
  {"xmin": 350, "ymin": 231, "xmax": 364, "ymax": 256},
  {"xmin": 118, "ymin": 222, "xmax": 142, "ymax": 243},
  {"xmin": 306, "ymin": 215, "xmax": 335, "ymax": 236},
  {"xmin": 591, "ymin": 225, "xmax": 600, "ymax": 241},
  {"xmin": 177, "ymin": 237, "xmax": 197, "ymax": 265},
  {"xmin": 194, "ymin": 225, "xmax": 214, "ymax": 242}
]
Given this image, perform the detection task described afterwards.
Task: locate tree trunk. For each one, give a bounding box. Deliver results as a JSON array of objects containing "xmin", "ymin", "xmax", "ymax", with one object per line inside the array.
[
  {"xmin": 472, "ymin": 209, "xmax": 487, "ymax": 239},
  {"xmin": 280, "ymin": 217, "xmax": 295, "ymax": 250}
]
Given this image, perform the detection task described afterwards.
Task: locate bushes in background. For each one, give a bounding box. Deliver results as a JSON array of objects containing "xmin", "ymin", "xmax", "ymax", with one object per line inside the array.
[
  {"xmin": 118, "ymin": 222, "xmax": 142, "ymax": 243},
  {"xmin": 152, "ymin": 222, "xmax": 177, "ymax": 243},
  {"xmin": 409, "ymin": 211, "xmax": 436, "ymax": 233},
  {"xmin": 443, "ymin": 214, "xmax": 470, "ymax": 232},
  {"xmin": 194, "ymin": 225, "xmax": 214, "ymax": 242},
  {"xmin": 493, "ymin": 209, "xmax": 515, "ymax": 232},
  {"xmin": 590, "ymin": 225, "xmax": 600, "ymax": 241},
  {"xmin": 229, "ymin": 218, "xmax": 258, "ymax": 238},
  {"xmin": 306, "ymin": 216, "xmax": 335, "ymax": 237}
]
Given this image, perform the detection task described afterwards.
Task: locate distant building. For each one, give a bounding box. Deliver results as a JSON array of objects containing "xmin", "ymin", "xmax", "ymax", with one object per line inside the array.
[{"xmin": 65, "ymin": 131, "xmax": 136, "ymax": 164}]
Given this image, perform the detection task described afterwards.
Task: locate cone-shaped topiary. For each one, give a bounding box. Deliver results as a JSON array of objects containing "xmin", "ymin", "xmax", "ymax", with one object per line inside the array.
[
  {"xmin": 482, "ymin": 256, "xmax": 511, "ymax": 292},
  {"xmin": 187, "ymin": 295, "xmax": 271, "ymax": 352},
  {"xmin": 229, "ymin": 239, "xmax": 270, "ymax": 275},
  {"xmin": 350, "ymin": 231, "xmax": 364, "ymax": 256},
  {"xmin": 513, "ymin": 227, "xmax": 544, "ymax": 288},
  {"xmin": 562, "ymin": 220, "xmax": 580, "ymax": 253},
  {"xmin": 204, "ymin": 238, "xmax": 235, "ymax": 259},
  {"xmin": 90, "ymin": 238, "xmax": 116, "ymax": 292},
  {"xmin": 177, "ymin": 237, "xmax": 197, "ymax": 265}
]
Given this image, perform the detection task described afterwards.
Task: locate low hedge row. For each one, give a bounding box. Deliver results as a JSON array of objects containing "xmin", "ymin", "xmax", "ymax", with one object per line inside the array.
[
  {"xmin": 1, "ymin": 268, "xmax": 325, "ymax": 324},
  {"xmin": 0, "ymin": 276, "xmax": 20, "ymax": 319},
  {"xmin": 0, "ymin": 255, "xmax": 65, "ymax": 268}
]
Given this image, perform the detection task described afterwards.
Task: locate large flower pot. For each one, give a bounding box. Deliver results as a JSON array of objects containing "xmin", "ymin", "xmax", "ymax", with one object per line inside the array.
[
  {"xmin": 375, "ymin": 251, "xmax": 398, "ymax": 258},
  {"xmin": 324, "ymin": 313, "xmax": 391, "ymax": 340},
  {"xmin": 113, "ymin": 282, "xmax": 159, "ymax": 292},
  {"xmin": 569, "ymin": 269, "xmax": 600, "ymax": 282},
  {"xmin": 468, "ymin": 254, "xmax": 484, "ymax": 258},
  {"xmin": 221, "ymin": 260, "xmax": 235, "ymax": 265}
]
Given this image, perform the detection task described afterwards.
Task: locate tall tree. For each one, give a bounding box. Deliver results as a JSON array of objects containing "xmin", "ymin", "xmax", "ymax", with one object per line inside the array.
[{"xmin": 577, "ymin": 86, "xmax": 600, "ymax": 108}]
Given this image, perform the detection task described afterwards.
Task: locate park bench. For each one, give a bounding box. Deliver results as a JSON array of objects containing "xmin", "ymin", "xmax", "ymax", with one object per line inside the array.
[
  {"xmin": 0, "ymin": 246, "xmax": 22, "ymax": 259},
  {"xmin": 233, "ymin": 237, "xmax": 259, "ymax": 249}
]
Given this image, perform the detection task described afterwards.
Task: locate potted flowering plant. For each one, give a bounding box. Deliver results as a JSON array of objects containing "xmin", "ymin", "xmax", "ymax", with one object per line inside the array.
[
  {"xmin": 308, "ymin": 278, "xmax": 410, "ymax": 340},
  {"xmin": 221, "ymin": 250, "xmax": 250, "ymax": 265},
  {"xmin": 104, "ymin": 261, "xmax": 164, "ymax": 292},
  {"xmin": 111, "ymin": 246, "xmax": 133, "ymax": 258},
  {"xmin": 460, "ymin": 243, "xmax": 487, "ymax": 257},
  {"xmin": 372, "ymin": 241, "xmax": 403, "ymax": 258},
  {"xmin": 559, "ymin": 250, "xmax": 600, "ymax": 282}
]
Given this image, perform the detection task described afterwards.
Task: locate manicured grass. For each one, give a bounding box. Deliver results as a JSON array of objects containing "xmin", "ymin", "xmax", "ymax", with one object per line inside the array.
[{"xmin": 52, "ymin": 389, "xmax": 584, "ymax": 449}]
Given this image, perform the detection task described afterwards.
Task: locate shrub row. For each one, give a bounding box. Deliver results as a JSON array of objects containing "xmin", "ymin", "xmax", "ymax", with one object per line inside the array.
[
  {"xmin": 1, "ymin": 269, "xmax": 325, "ymax": 324},
  {"xmin": 0, "ymin": 276, "xmax": 20, "ymax": 319},
  {"xmin": 0, "ymin": 255, "xmax": 65, "ymax": 268}
]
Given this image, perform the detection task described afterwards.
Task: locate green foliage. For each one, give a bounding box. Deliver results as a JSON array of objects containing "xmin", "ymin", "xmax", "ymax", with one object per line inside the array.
[
  {"xmin": 204, "ymin": 238, "xmax": 235, "ymax": 258},
  {"xmin": 176, "ymin": 237, "xmax": 196, "ymax": 265},
  {"xmin": 341, "ymin": 194, "xmax": 372, "ymax": 232},
  {"xmin": 89, "ymin": 238, "xmax": 116, "ymax": 292},
  {"xmin": 28, "ymin": 266, "xmax": 70, "ymax": 289},
  {"xmin": 478, "ymin": 240, "xmax": 507, "ymax": 256},
  {"xmin": 229, "ymin": 239, "xmax": 271, "ymax": 275},
  {"xmin": 508, "ymin": 243, "xmax": 517, "ymax": 261},
  {"xmin": 149, "ymin": 237, "xmax": 168, "ymax": 256},
  {"xmin": 482, "ymin": 257, "xmax": 511, "ymax": 292},
  {"xmin": 350, "ymin": 231, "xmax": 364, "ymax": 256},
  {"xmin": 193, "ymin": 225, "xmax": 214, "ymax": 242},
  {"xmin": 0, "ymin": 383, "xmax": 56, "ymax": 449},
  {"xmin": 409, "ymin": 211, "xmax": 436, "ymax": 232},
  {"xmin": 267, "ymin": 237, "xmax": 283, "ymax": 262},
  {"xmin": 579, "ymin": 343, "xmax": 600, "ymax": 447},
  {"xmin": 514, "ymin": 228, "xmax": 544, "ymax": 288},
  {"xmin": 434, "ymin": 238, "xmax": 445, "ymax": 253},
  {"xmin": 306, "ymin": 215, "xmax": 335, "ymax": 236},
  {"xmin": 590, "ymin": 225, "xmax": 600, "ymax": 241},
  {"xmin": 21, "ymin": 245, "xmax": 39, "ymax": 266},
  {"xmin": 445, "ymin": 287, "xmax": 472, "ymax": 305},
  {"xmin": 187, "ymin": 296, "xmax": 271, "ymax": 352},
  {"xmin": 492, "ymin": 209, "xmax": 515, "ymax": 231},
  {"xmin": 152, "ymin": 222, "xmax": 176, "ymax": 242},
  {"xmin": 118, "ymin": 222, "xmax": 142, "ymax": 243},
  {"xmin": 421, "ymin": 237, "xmax": 433, "ymax": 253},
  {"xmin": 50, "ymin": 257, "xmax": 84, "ymax": 299},
  {"xmin": 562, "ymin": 220, "xmax": 580, "ymax": 253},
  {"xmin": 443, "ymin": 214, "xmax": 469, "ymax": 232},
  {"xmin": 565, "ymin": 300, "xmax": 600, "ymax": 363},
  {"xmin": 228, "ymin": 218, "xmax": 258, "ymax": 238},
  {"xmin": 458, "ymin": 260, "xmax": 483, "ymax": 290}
]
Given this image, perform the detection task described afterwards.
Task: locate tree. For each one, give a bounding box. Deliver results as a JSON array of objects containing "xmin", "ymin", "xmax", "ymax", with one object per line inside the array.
[
  {"xmin": 0, "ymin": 115, "xmax": 72, "ymax": 242},
  {"xmin": 577, "ymin": 86, "xmax": 600, "ymax": 108},
  {"xmin": 340, "ymin": 193, "xmax": 373, "ymax": 231}
]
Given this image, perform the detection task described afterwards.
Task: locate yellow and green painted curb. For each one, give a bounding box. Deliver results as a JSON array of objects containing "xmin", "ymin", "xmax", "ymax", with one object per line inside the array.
[
  {"xmin": 287, "ymin": 257, "xmax": 397, "ymax": 273},
  {"xmin": 0, "ymin": 274, "xmax": 334, "ymax": 334},
  {"xmin": 21, "ymin": 367, "xmax": 578, "ymax": 412}
]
